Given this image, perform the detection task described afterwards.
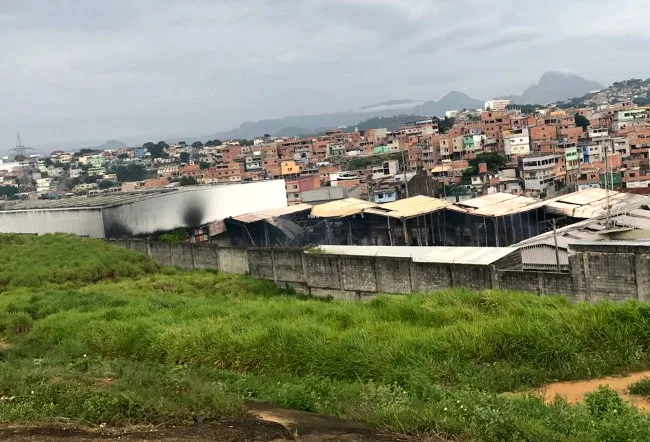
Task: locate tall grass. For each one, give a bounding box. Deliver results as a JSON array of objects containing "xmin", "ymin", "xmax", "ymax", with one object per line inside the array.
[
  {"xmin": 2, "ymin": 234, "xmax": 650, "ymax": 440},
  {"xmin": 0, "ymin": 234, "xmax": 158, "ymax": 289}
]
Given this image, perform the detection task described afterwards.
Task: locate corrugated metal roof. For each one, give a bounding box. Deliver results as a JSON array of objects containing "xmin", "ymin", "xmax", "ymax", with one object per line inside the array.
[
  {"xmin": 363, "ymin": 195, "xmax": 451, "ymax": 219},
  {"xmin": 310, "ymin": 198, "xmax": 378, "ymax": 218},
  {"xmin": 456, "ymin": 193, "xmax": 542, "ymax": 217},
  {"xmin": 545, "ymin": 189, "xmax": 649, "ymax": 219},
  {"xmin": 231, "ymin": 203, "xmax": 312, "ymax": 223},
  {"xmin": 313, "ymin": 245, "xmax": 518, "ymax": 265},
  {"xmin": 0, "ymin": 190, "xmax": 174, "ymax": 211}
]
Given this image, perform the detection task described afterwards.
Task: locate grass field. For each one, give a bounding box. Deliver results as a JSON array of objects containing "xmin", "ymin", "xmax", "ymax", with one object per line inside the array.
[{"xmin": 2, "ymin": 233, "xmax": 650, "ymax": 440}]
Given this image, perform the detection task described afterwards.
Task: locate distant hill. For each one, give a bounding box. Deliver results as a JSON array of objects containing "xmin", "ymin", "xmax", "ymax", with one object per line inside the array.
[
  {"xmin": 412, "ymin": 91, "xmax": 483, "ymax": 114},
  {"xmin": 359, "ymin": 99, "xmax": 418, "ymax": 110},
  {"xmin": 507, "ymin": 71, "xmax": 603, "ymax": 105},
  {"xmin": 354, "ymin": 115, "xmax": 431, "ymax": 131},
  {"xmin": 86, "ymin": 139, "xmax": 127, "ymax": 151},
  {"xmin": 208, "ymin": 91, "xmax": 484, "ymax": 140}
]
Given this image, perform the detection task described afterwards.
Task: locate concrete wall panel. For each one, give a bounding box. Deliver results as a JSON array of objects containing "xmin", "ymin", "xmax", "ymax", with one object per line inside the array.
[{"xmin": 218, "ymin": 248, "xmax": 249, "ymax": 274}]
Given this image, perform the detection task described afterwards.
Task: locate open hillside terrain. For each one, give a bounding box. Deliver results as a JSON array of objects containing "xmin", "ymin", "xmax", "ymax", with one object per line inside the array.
[{"xmin": 3, "ymin": 235, "xmax": 650, "ymax": 440}]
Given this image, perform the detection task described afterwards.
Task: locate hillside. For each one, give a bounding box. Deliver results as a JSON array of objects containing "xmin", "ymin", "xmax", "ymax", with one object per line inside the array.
[
  {"xmin": 556, "ymin": 77, "xmax": 650, "ymax": 108},
  {"xmin": 3, "ymin": 234, "xmax": 650, "ymax": 440},
  {"xmin": 507, "ymin": 71, "xmax": 603, "ymax": 105}
]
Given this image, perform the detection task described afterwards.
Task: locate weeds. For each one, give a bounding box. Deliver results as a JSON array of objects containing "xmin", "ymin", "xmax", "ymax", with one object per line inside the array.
[{"xmin": 2, "ymin": 234, "xmax": 650, "ymax": 440}]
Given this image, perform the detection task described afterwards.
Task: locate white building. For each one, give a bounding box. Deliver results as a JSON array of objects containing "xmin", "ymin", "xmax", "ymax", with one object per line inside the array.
[
  {"xmin": 0, "ymin": 181, "xmax": 288, "ymax": 238},
  {"xmin": 521, "ymin": 154, "xmax": 558, "ymax": 191},
  {"xmin": 36, "ymin": 178, "xmax": 52, "ymax": 193},
  {"xmin": 503, "ymin": 128, "xmax": 530, "ymax": 157},
  {"xmin": 484, "ymin": 99, "xmax": 511, "ymax": 111}
]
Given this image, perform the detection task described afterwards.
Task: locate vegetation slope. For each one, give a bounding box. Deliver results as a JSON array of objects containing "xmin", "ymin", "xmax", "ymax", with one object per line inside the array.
[{"xmin": 2, "ymin": 234, "xmax": 650, "ymax": 440}]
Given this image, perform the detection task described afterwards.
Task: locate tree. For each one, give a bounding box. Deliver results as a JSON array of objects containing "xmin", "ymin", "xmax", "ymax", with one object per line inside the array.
[
  {"xmin": 117, "ymin": 153, "xmax": 129, "ymax": 160},
  {"xmin": 205, "ymin": 139, "xmax": 222, "ymax": 147},
  {"xmin": 116, "ymin": 163, "xmax": 147, "ymax": 182},
  {"xmin": 178, "ymin": 141, "xmax": 187, "ymax": 147},
  {"xmin": 84, "ymin": 175, "xmax": 99, "ymax": 184},
  {"xmin": 98, "ymin": 180, "xmax": 115, "ymax": 190},
  {"xmin": 147, "ymin": 143, "xmax": 168, "ymax": 159},
  {"xmin": 179, "ymin": 152, "xmax": 190, "ymax": 164},
  {"xmin": 575, "ymin": 114, "xmax": 590, "ymax": 131},
  {"xmin": 14, "ymin": 155, "xmax": 25, "ymax": 162},
  {"xmin": 462, "ymin": 152, "xmax": 509, "ymax": 183},
  {"xmin": 43, "ymin": 158, "xmax": 53, "ymax": 167},
  {"xmin": 179, "ymin": 176, "xmax": 197, "ymax": 186},
  {"xmin": 438, "ymin": 117, "xmax": 456, "ymax": 134},
  {"xmin": 191, "ymin": 141, "xmax": 203, "ymax": 149},
  {"xmin": 0, "ymin": 185, "xmax": 18, "ymax": 198},
  {"xmin": 199, "ymin": 162, "xmax": 211, "ymax": 170}
]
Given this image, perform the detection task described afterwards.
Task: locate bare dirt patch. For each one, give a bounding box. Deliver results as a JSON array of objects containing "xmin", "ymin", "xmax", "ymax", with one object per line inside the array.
[
  {"xmin": 248, "ymin": 402, "xmax": 430, "ymax": 442},
  {"xmin": 535, "ymin": 370, "xmax": 650, "ymax": 411},
  {"xmin": 0, "ymin": 403, "xmax": 447, "ymax": 441}
]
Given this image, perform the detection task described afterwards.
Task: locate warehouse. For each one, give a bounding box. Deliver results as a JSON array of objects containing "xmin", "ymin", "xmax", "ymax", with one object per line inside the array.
[{"xmin": 0, "ymin": 181, "xmax": 287, "ymax": 238}]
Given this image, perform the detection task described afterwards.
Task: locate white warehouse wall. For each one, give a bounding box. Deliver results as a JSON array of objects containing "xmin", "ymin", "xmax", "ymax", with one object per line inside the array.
[
  {"xmin": 102, "ymin": 180, "xmax": 288, "ymax": 237},
  {"xmin": 0, "ymin": 209, "xmax": 104, "ymax": 237}
]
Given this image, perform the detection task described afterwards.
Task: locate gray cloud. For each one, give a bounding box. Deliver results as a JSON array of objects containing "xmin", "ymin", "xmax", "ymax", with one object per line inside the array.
[{"xmin": 1, "ymin": 0, "xmax": 650, "ymax": 150}]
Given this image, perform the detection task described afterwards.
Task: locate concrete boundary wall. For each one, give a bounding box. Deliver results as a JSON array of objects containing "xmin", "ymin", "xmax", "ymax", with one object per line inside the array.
[{"xmin": 107, "ymin": 239, "xmax": 650, "ymax": 302}]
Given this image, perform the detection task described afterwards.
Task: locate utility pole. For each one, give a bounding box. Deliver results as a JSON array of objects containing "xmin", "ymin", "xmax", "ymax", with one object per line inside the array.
[
  {"xmin": 10, "ymin": 133, "xmax": 34, "ymax": 194},
  {"xmin": 401, "ymin": 147, "xmax": 410, "ymax": 198},
  {"xmin": 552, "ymin": 218, "xmax": 561, "ymax": 273},
  {"xmin": 604, "ymin": 140, "xmax": 612, "ymax": 228}
]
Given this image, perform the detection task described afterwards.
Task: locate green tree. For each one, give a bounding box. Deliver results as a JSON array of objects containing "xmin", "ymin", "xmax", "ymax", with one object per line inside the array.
[
  {"xmin": 179, "ymin": 176, "xmax": 197, "ymax": 186},
  {"xmin": 83, "ymin": 175, "xmax": 99, "ymax": 184},
  {"xmin": 438, "ymin": 117, "xmax": 456, "ymax": 134},
  {"xmin": 117, "ymin": 153, "xmax": 129, "ymax": 160},
  {"xmin": 0, "ymin": 185, "xmax": 18, "ymax": 198},
  {"xmin": 98, "ymin": 180, "xmax": 114, "ymax": 190},
  {"xmin": 179, "ymin": 152, "xmax": 190, "ymax": 164},
  {"xmin": 575, "ymin": 114, "xmax": 590, "ymax": 131},
  {"xmin": 116, "ymin": 163, "xmax": 147, "ymax": 182},
  {"xmin": 205, "ymin": 139, "xmax": 222, "ymax": 147},
  {"xmin": 43, "ymin": 158, "xmax": 53, "ymax": 167},
  {"xmin": 199, "ymin": 162, "xmax": 211, "ymax": 170},
  {"xmin": 191, "ymin": 141, "xmax": 203, "ymax": 148}
]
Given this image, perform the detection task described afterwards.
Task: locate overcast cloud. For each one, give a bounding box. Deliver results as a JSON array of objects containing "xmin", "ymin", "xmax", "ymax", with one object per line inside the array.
[{"xmin": 2, "ymin": 0, "xmax": 650, "ymax": 150}]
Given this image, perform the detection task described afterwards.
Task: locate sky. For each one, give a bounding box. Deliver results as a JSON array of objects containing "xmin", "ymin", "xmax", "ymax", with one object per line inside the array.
[{"xmin": 2, "ymin": 0, "xmax": 650, "ymax": 151}]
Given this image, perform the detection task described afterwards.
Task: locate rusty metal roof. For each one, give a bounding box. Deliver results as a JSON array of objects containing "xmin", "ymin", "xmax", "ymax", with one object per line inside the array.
[
  {"xmin": 364, "ymin": 195, "xmax": 451, "ymax": 219},
  {"xmin": 230, "ymin": 203, "xmax": 312, "ymax": 223},
  {"xmin": 310, "ymin": 198, "xmax": 378, "ymax": 218}
]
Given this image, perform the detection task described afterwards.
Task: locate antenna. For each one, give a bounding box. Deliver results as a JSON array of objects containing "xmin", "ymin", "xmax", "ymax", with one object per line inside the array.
[{"xmin": 9, "ymin": 133, "xmax": 35, "ymax": 193}]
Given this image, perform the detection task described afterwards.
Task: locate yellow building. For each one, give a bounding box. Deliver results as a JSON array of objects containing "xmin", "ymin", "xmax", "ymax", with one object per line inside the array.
[{"xmin": 280, "ymin": 160, "xmax": 301, "ymax": 176}]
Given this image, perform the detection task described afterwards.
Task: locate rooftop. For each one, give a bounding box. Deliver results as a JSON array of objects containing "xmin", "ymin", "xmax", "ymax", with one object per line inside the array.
[
  {"xmin": 453, "ymin": 193, "xmax": 544, "ymax": 217},
  {"xmin": 545, "ymin": 188, "xmax": 648, "ymax": 219},
  {"xmin": 310, "ymin": 198, "xmax": 378, "ymax": 218},
  {"xmin": 0, "ymin": 190, "xmax": 175, "ymax": 211},
  {"xmin": 230, "ymin": 203, "xmax": 312, "ymax": 224},
  {"xmin": 313, "ymin": 245, "xmax": 519, "ymax": 266},
  {"xmin": 364, "ymin": 195, "xmax": 451, "ymax": 219}
]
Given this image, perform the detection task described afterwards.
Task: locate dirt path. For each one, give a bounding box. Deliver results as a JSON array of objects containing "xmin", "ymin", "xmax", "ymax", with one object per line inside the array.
[
  {"xmin": 536, "ymin": 370, "xmax": 650, "ymax": 410},
  {"xmin": 0, "ymin": 403, "xmax": 445, "ymax": 441}
]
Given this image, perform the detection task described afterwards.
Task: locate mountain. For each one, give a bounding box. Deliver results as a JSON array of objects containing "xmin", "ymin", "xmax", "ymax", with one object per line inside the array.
[
  {"xmin": 359, "ymin": 99, "xmax": 418, "ymax": 110},
  {"xmin": 207, "ymin": 91, "xmax": 484, "ymax": 140},
  {"xmin": 413, "ymin": 91, "xmax": 483, "ymax": 114},
  {"xmin": 85, "ymin": 139, "xmax": 127, "ymax": 151},
  {"xmin": 507, "ymin": 71, "xmax": 603, "ymax": 105}
]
